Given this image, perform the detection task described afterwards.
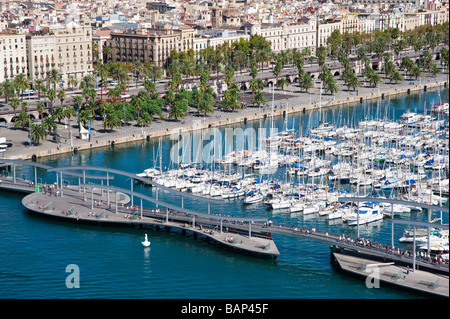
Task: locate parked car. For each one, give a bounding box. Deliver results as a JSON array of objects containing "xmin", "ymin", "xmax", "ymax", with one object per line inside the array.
[
  {"xmin": 110, "ymin": 80, "xmax": 120, "ymax": 86},
  {"xmin": 21, "ymin": 89, "xmax": 35, "ymax": 96}
]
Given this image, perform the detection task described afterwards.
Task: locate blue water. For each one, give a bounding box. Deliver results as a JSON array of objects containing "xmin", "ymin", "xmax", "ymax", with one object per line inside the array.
[{"xmin": 0, "ymin": 88, "xmax": 448, "ymax": 299}]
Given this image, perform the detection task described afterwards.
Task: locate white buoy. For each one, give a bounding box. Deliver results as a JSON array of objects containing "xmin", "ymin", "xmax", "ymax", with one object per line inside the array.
[{"xmin": 142, "ymin": 234, "xmax": 151, "ymax": 247}]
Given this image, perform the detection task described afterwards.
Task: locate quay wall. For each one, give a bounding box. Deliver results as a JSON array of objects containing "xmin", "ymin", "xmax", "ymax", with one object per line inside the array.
[{"xmin": 6, "ymin": 79, "xmax": 449, "ymax": 161}]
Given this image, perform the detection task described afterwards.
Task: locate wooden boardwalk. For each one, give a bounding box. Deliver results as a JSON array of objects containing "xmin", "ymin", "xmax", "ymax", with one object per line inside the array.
[
  {"xmin": 21, "ymin": 187, "xmax": 280, "ymax": 259},
  {"xmin": 333, "ymin": 252, "xmax": 449, "ymax": 298}
]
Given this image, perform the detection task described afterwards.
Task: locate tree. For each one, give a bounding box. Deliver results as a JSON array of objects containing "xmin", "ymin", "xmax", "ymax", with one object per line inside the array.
[
  {"xmin": 249, "ymin": 78, "xmax": 264, "ymax": 95},
  {"xmin": 46, "ymin": 69, "xmax": 62, "ymax": 90},
  {"xmin": 327, "ymin": 29, "xmax": 342, "ymax": 57},
  {"xmin": 389, "ymin": 69, "xmax": 403, "ymax": 84},
  {"xmin": 10, "ymin": 97, "xmax": 20, "ymax": 117},
  {"xmin": 137, "ymin": 111, "xmax": 153, "ymax": 127},
  {"xmin": 47, "ymin": 88, "xmax": 57, "ymax": 114},
  {"xmin": 430, "ymin": 63, "xmax": 441, "ymax": 77},
  {"xmin": 34, "ymin": 79, "xmax": 45, "ymax": 99},
  {"xmin": 13, "ymin": 73, "xmax": 30, "ymax": 100},
  {"xmin": 324, "ymin": 76, "xmax": 339, "ymax": 95},
  {"xmin": 272, "ymin": 60, "xmax": 282, "ymax": 83},
  {"xmin": 225, "ymin": 65, "xmax": 235, "ymax": 87},
  {"xmin": 102, "ymin": 109, "xmax": 121, "ymax": 131},
  {"xmin": 53, "ymin": 106, "xmax": 65, "ymax": 123},
  {"xmin": 221, "ymin": 87, "xmax": 241, "ymax": 112},
  {"xmin": 276, "ymin": 77, "xmax": 289, "ymax": 94},
  {"xmin": 250, "ymin": 64, "xmax": 258, "ymax": 79},
  {"xmin": 411, "ymin": 65, "xmax": 422, "ymax": 80},
  {"xmin": 345, "ymin": 72, "xmax": 360, "ymax": 91},
  {"xmin": 63, "ymin": 105, "xmax": 76, "ymax": 141},
  {"xmin": 36, "ymin": 101, "xmax": 45, "ymax": 120},
  {"xmin": 169, "ymin": 100, "xmax": 188, "ymax": 120},
  {"xmin": 367, "ymin": 69, "xmax": 382, "ymax": 87},
  {"xmin": 299, "ymin": 73, "xmax": 314, "ymax": 92},
  {"xmin": 14, "ymin": 111, "xmax": 31, "ymax": 129},
  {"xmin": 43, "ymin": 115, "xmax": 57, "ymax": 137},
  {"xmin": 30, "ymin": 123, "xmax": 48, "ymax": 145},
  {"xmin": 0, "ymin": 79, "xmax": 15, "ymax": 103},
  {"xmin": 143, "ymin": 79, "xmax": 156, "ymax": 94},
  {"xmin": 198, "ymin": 91, "xmax": 215, "ymax": 116},
  {"xmin": 57, "ymin": 89, "xmax": 66, "ymax": 107},
  {"xmin": 68, "ymin": 75, "xmax": 78, "ymax": 90},
  {"xmin": 73, "ymin": 95, "xmax": 83, "ymax": 127},
  {"xmin": 251, "ymin": 91, "xmax": 267, "ymax": 108}
]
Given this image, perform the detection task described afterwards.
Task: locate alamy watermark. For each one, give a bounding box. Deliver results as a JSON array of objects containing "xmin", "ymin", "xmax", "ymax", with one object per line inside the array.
[
  {"xmin": 169, "ymin": 122, "xmax": 280, "ymax": 165},
  {"xmin": 65, "ymin": 264, "xmax": 80, "ymax": 289}
]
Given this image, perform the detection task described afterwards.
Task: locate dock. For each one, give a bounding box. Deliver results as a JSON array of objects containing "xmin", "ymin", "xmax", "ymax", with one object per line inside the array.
[
  {"xmin": 21, "ymin": 187, "xmax": 280, "ymax": 259},
  {"xmin": 332, "ymin": 252, "xmax": 449, "ymax": 298},
  {"xmin": 1, "ymin": 160, "xmax": 448, "ymax": 296}
]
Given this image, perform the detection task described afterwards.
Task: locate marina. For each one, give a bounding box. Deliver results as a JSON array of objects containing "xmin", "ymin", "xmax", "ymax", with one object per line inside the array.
[{"xmin": 0, "ymin": 87, "xmax": 448, "ymax": 298}]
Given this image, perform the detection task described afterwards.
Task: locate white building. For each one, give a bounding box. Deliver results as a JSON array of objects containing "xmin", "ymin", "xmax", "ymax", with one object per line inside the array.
[{"xmin": 0, "ymin": 33, "xmax": 27, "ymax": 83}]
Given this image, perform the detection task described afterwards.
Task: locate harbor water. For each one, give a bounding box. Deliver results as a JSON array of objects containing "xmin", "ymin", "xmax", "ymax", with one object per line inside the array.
[{"xmin": 0, "ymin": 88, "xmax": 448, "ymax": 299}]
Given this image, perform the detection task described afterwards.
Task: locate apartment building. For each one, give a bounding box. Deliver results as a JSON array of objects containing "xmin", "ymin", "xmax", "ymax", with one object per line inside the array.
[
  {"xmin": 26, "ymin": 34, "xmax": 56, "ymax": 83},
  {"xmin": 0, "ymin": 33, "xmax": 27, "ymax": 83},
  {"xmin": 243, "ymin": 18, "xmax": 317, "ymax": 54},
  {"xmin": 317, "ymin": 20, "xmax": 342, "ymax": 48},
  {"xmin": 52, "ymin": 18, "xmax": 93, "ymax": 87},
  {"xmin": 107, "ymin": 26, "xmax": 195, "ymax": 68}
]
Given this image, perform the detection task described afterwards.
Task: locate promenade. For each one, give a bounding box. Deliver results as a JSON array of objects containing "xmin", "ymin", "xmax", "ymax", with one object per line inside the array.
[{"xmin": 0, "ymin": 71, "xmax": 448, "ymax": 161}]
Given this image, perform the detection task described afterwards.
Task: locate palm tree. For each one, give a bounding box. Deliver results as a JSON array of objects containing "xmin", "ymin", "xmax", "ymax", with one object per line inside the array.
[
  {"xmin": 299, "ymin": 73, "xmax": 314, "ymax": 92},
  {"xmin": 389, "ymin": 69, "xmax": 403, "ymax": 84},
  {"xmin": 36, "ymin": 101, "xmax": 45, "ymax": 120},
  {"xmin": 345, "ymin": 72, "xmax": 360, "ymax": 91},
  {"xmin": 143, "ymin": 79, "xmax": 156, "ymax": 94},
  {"xmin": 276, "ymin": 77, "xmax": 289, "ymax": 94},
  {"xmin": 272, "ymin": 60, "xmax": 283, "ymax": 84},
  {"xmin": 73, "ymin": 95, "xmax": 83, "ymax": 128},
  {"xmin": 53, "ymin": 106, "xmax": 65, "ymax": 124},
  {"xmin": 103, "ymin": 110, "xmax": 121, "ymax": 131},
  {"xmin": 251, "ymin": 91, "xmax": 267, "ymax": 108},
  {"xmin": 249, "ymin": 78, "xmax": 264, "ymax": 96},
  {"xmin": 367, "ymin": 69, "xmax": 382, "ymax": 87},
  {"xmin": 198, "ymin": 89, "xmax": 215, "ymax": 117},
  {"xmin": 47, "ymin": 88, "xmax": 57, "ymax": 114},
  {"xmin": 95, "ymin": 60, "xmax": 109, "ymax": 87},
  {"xmin": 34, "ymin": 79, "xmax": 45, "ymax": 99},
  {"xmin": 137, "ymin": 111, "xmax": 153, "ymax": 127},
  {"xmin": 46, "ymin": 69, "xmax": 62, "ymax": 90},
  {"xmin": 169, "ymin": 100, "xmax": 188, "ymax": 120},
  {"xmin": 10, "ymin": 97, "xmax": 20, "ymax": 117},
  {"xmin": 103, "ymin": 45, "xmax": 112, "ymax": 62},
  {"xmin": 80, "ymin": 75, "xmax": 96, "ymax": 90},
  {"xmin": 57, "ymin": 90, "xmax": 66, "ymax": 107},
  {"xmin": 21, "ymin": 101, "xmax": 29, "ymax": 112},
  {"xmin": 130, "ymin": 61, "xmax": 143, "ymax": 87},
  {"xmin": 0, "ymin": 79, "xmax": 15, "ymax": 103},
  {"xmin": 30, "ymin": 123, "xmax": 48, "ymax": 145},
  {"xmin": 43, "ymin": 115, "xmax": 57, "ymax": 137},
  {"xmin": 68, "ymin": 75, "xmax": 78, "ymax": 91},
  {"xmin": 13, "ymin": 73, "xmax": 30, "ymax": 101},
  {"xmin": 63, "ymin": 105, "xmax": 76, "ymax": 141},
  {"xmin": 14, "ymin": 111, "xmax": 31, "ymax": 129}
]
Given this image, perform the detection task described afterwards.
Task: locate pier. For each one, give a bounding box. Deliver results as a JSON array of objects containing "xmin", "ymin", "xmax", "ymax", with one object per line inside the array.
[{"xmin": 1, "ymin": 160, "xmax": 448, "ymax": 296}]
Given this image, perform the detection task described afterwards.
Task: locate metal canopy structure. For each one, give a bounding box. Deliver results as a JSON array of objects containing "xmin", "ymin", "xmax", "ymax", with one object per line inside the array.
[
  {"xmin": 79, "ymin": 183, "xmax": 267, "ymax": 223},
  {"xmin": 47, "ymin": 165, "xmax": 227, "ymax": 204}
]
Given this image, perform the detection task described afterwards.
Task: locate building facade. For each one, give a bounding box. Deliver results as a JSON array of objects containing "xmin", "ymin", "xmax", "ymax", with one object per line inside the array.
[
  {"xmin": 52, "ymin": 18, "xmax": 93, "ymax": 87},
  {"xmin": 0, "ymin": 33, "xmax": 27, "ymax": 83},
  {"xmin": 26, "ymin": 34, "xmax": 56, "ymax": 83}
]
